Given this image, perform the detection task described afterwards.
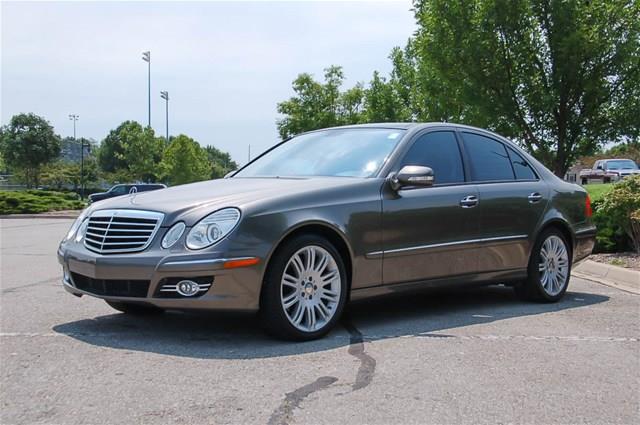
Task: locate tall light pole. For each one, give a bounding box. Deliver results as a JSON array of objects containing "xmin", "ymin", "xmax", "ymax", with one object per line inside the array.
[
  {"xmin": 69, "ymin": 114, "xmax": 87, "ymax": 198},
  {"xmin": 142, "ymin": 51, "xmax": 151, "ymax": 127},
  {"xmin": 160, "ymin": 91, "xmax": 169, "ymax": 142}
]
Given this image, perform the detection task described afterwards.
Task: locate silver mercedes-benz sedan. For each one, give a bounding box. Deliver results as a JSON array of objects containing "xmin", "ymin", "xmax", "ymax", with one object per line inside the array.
[{"xmin": 58, "ymin": 123, "xmax": 596, "ymax": 340}]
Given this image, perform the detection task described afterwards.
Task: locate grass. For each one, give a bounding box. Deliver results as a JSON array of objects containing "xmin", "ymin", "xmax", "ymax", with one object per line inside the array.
[
  {"xmin": 0, "ymin": 190, "xmax": 85, "ymax": 215},
  {"xmin": 584, "ymin": 183, "xmax": 613, "ymax": 202}
]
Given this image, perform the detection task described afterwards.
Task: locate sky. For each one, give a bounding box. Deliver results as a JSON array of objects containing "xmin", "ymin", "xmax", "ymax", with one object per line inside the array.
[{"xmin": 1, "ymin": 0, "xmax": 416, "ymax": 165}]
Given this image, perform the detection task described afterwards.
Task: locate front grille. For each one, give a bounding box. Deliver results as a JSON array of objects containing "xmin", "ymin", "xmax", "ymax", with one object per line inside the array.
[
  {"xmin": 83, "ymin": 209, "xmax": 164, "ymax": 254},
  {"xmin": 71, "ymin": 272, "xmax": 150, "ymax": 297}
]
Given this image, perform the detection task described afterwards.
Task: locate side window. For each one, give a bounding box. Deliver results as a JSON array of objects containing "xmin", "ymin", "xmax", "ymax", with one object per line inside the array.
[
  {"xmin": 400, "ymin": 131, "xmax": 464, "ymax": 185},
  {"xmin": 462, "ymin": 133, "xmax": 514, "ymax": 181},
  {"xmin": 110, "ymin": 185, "xmax": 126, "ymax": 195},
  {"xmin": 507, "ymin": 147, "xmax": 537, "ymax": 180}
]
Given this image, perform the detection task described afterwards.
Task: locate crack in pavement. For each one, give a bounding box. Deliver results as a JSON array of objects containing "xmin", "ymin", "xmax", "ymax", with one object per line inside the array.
[
  {"xmin": 342, "ymin": 318, "xmax": 377, "ymax": 392},
  {"xmin": 2, "ymin": 277, "xmax": 60, "ymax": 294},
  {"xmin": 267, "ymin": 376, "xmax": 338, "ymax": 425}
]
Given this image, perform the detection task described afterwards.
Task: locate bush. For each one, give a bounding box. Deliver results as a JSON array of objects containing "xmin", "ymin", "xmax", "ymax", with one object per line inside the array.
[
  {"xmin": 593, "ymin": 176, "xmax": 640, "ymax": 253},
  {"xmin": 0, "ymin": 190, "xmax": 85, "ymax": 215}
]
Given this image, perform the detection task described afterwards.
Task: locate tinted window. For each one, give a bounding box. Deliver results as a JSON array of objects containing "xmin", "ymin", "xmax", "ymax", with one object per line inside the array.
[
  {"xmin": 462, "ymin": 133, "xmax": 514, "ymax": 181},
  {"xmin": 400, "ymin": 131, "xmax": 464, "ymax": 184},
  {"xmin": 110, "ymin": 185, "xmax": 127, "ymax": 195},
  {"xmin": 507, "ymin": 147, "xmax": 537, "ymax": 180}
]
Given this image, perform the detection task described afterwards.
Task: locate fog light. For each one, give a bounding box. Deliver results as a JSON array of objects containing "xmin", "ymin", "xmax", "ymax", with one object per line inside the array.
[{"xmin": 176, "ymin": 280, "xmax": 199, "ymax": 297}]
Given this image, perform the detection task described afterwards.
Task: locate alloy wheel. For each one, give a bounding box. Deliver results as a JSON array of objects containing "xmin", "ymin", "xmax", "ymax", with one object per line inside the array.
[
  {"xmin": 280, "ymin": 245, "xmax": 341, "ymax": 332},
  {"xmin": 538, "ymin": 235, "xmax": 569, "ymax": 296}
]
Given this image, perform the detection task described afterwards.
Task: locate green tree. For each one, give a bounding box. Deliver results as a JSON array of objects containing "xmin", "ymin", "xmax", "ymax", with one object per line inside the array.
[
  {"xmin": 0, "ymin": 113, "xmax": 61, "ymax": 187},
  {"xmin": 160, "ymin": 135, "xmax": 210, "ymax": 185},
  {"xmin": 410, "ymin": 0, "xmax": 640, "ymax": 176},
  {"xmin": 276, "ymin": 66, "xmax": 367, "ymax": 139},
  {"xmin": 97, "ymin": 122, "xmax": 129, "ymax": 173},
  {"xmin": 205, "ymin": 145, "xmax": 238, "ymax": 178},
  {"xmin": 97, "ymin": 121, "xmax": 164, "ymax": 181}
]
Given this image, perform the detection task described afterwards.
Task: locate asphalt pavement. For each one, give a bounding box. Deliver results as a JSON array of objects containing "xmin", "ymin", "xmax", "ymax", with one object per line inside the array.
[{"xmin": 1, "ymin": 218, "xmax": 638, "ymax": 424}]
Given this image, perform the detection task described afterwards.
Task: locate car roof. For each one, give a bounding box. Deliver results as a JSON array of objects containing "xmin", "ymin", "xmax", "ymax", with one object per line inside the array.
[{"xmin": 316, "ymin": 122, "xmax": 506, "ymax": 133}]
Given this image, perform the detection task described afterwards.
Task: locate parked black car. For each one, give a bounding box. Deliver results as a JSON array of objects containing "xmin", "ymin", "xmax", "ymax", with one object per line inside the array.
[{"xmin": 88, "ymin": 183, "xmax": 166, "ymax": 204}]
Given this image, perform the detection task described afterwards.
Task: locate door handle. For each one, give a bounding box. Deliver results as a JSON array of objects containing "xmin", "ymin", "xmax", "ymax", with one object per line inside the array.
[
  {"xmin": 460, "ymin": 195, "xmax": 478, "ymax": 208},
  {"xmin": 528, "ymin": 192, "xmax": 543, "ymax": 203}
]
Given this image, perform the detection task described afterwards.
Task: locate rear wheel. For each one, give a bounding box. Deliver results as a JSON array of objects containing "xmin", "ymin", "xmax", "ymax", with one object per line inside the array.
[
  {"xmin": 260, "ymin": 234, "xmax": 348, "ymax": 341},
  {"xmin": 515, "ymin": 229, "xmax": 571, "ymax": 302},
  {"xmin": 105, "ymin": 300, "xmax": 164, "ymax": 315}
]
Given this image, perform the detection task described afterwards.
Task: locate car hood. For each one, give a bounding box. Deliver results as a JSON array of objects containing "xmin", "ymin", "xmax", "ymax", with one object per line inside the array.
[
  {"xmin": 88, "ymin": 177, "xmax": 370, "ymax": 225},
  {"xmin": 613, "ymin": 169, "xmax": 640, "ymax": 174}
]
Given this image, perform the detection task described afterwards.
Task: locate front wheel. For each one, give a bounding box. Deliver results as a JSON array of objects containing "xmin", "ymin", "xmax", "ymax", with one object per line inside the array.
[
  {"xmin": 260, "ymin": 234, "xmax": 348, "ymax": 341},
  {"xmin": 515, "ymin": 229, "xmax": 571, "ymax": 302}
]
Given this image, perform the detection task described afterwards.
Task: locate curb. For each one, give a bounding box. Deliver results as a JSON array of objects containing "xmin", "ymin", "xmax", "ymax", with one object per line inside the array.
[{"xmin": 573, "ymin": 259, "xmax": 640, "ymax": 295}]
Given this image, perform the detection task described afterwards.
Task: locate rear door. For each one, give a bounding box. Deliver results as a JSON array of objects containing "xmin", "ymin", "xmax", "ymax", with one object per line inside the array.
[
  {"xmin": 381, "ymin": 130, "xmax": 481, "ymax": 284},
  {"xmin": 459, "ymin": 131, "xmax": 549, "ymax": 273}
]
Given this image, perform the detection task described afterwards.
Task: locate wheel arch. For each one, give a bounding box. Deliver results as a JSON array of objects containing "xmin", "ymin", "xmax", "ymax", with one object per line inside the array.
[
  {"xmin": 260, "ymin": 221, "xmax": 354, "ymax": 302},
  {"xmin": 535, "ymin": 218, "xmax": 575, "ymax": 258}
]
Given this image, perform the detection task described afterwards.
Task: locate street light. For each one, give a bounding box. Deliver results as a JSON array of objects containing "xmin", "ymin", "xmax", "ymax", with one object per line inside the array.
[
  {"xmin": 160, "ymin": 91, "xmax": 169, "ymax": 142},
  {"xmin": 69, "ymin": 114, "xmax": 90, "ymax": 198},
  {"xmin": 142, "ymin": 51, "xmax": 151, "ymax": 127}
]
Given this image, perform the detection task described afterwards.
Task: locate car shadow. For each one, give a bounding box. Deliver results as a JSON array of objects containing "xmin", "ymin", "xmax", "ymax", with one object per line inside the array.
[{"xmin": 52, "ymin": 285, "xmax": 609, "ymax": 359}]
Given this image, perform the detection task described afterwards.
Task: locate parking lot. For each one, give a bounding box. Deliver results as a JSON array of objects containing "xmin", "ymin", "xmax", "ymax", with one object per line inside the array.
[{"xmin": 1, "ymin": 218, "xmax": 638, "ymax": 424}]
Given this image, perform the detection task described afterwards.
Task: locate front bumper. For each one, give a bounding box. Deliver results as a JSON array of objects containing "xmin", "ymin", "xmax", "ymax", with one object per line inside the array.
[{"xmin": 57, "ymin": 243, "xmax": 263, "ymax": 312}]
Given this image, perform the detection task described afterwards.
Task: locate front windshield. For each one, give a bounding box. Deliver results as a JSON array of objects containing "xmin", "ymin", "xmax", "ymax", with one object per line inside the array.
[
  {"xmin": 234, "ymin": 128, "xmax": 405, "ymax": 178},
  {"xmin": 606, "ymin": 160, "xmax": 638, "ymax": 170}
]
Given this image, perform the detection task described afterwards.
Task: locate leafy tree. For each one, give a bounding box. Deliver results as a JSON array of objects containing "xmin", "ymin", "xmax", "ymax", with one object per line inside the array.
[
  {"xmin": 205, "ymin": 145, "xmax": 238, "ymax": 178},
  {"xmin": 410, "ymin": 0, "xmax": 640, "ymax": 176},
  {"xmin": 364, "ymin": 71, "xmax": 405, "ymax": 122},
  {"xmin": 41, "ymin": 159, "xmax": 99, "ymax": 191},
  {"xmin": 0, "ymin": 113, "xmax": 61, "ymax": 187},
  {"xmin": 160, "ymin": 135, "xmax": 210, "ymax": 185},
  {"xmin": 97, "ymin": 121, "xmax": 133, "ymax": 173},
  {"xmin": 97, "ymin": 121, "xmax": 164, "ymax": 182},
  {"xmin": 276, "ymin": 66, "xmax": 366, "ymax": 139},
  {"xmin": 276, "ymin": 1, "xmax": 639, "ymax": 177}
]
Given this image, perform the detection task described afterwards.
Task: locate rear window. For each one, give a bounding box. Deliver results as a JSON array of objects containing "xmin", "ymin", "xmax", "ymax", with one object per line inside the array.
[
  {"xmin": 462, "ymin": 133, "xmax": 514, "ymax": 181},
  {"xmin": 507, "ymin": 147, "xmax": 537, "ymax": 180}
]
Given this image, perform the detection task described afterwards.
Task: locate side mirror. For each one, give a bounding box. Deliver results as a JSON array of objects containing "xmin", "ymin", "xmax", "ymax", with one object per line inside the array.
[{"xmin": 390, "ymin": 165, "xmax": 435, "ymax": 190}]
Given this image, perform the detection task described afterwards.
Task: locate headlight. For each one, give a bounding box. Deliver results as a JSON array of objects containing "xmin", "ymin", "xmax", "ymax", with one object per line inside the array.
[
  {"xmin": 186, "ymin": 208, "xmax": 241, "ymax": 250},
  {"xmin": 64, "ymin": 209, "xmax": 90, "ymax": 242},
  {"xmin": 162, "ymin": 222, "xmax": 186, "ymax": 249},
  {"xmin": 74, "ymin": 219, "xmax": 89, "ymax": 243}
]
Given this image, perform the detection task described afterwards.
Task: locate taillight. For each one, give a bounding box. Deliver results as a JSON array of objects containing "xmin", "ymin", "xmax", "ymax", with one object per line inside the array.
[{"xmin": 585, "ymin": 194, "xmax": 593, "ymax": 218}]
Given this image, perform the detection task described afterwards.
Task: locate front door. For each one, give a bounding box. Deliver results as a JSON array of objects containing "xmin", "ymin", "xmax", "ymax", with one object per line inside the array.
[{"xmin": 381, "ymin": 130, "xmax": 481, "ymax": 284}]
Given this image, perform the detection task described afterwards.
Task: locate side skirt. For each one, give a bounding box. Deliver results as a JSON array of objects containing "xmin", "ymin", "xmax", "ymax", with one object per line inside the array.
[{"xmin": 349, "ymin": 268, "xmax": 528, "ymax": 302}]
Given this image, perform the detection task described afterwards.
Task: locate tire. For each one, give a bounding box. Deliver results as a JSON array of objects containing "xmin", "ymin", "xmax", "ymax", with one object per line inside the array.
[
  {"xmin": 260, "ymin": 234, "xmax": 348, "ymax": 341},
  {"xmin": 581, "ymin": 178, "xmax": 588, "ymax": 185},
  {"xmin": 514, "ymin": 228, "xmax": 572, "ymax": 302},
  {"xmin": 105, "ymin": 300, "xmax": 164, "ymax": 315},
  {"xmin": 603, "ymin": 177, "xmax": 611, "ymax": 184}
]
